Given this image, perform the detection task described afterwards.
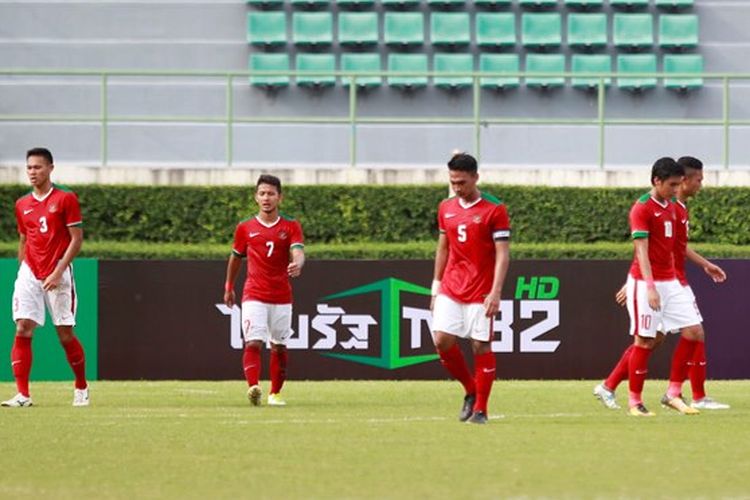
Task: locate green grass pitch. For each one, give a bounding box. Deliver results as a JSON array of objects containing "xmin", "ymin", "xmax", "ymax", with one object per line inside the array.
[{"xmin": 0, "ymin": 380, "xmax": 748, "ymax": 499}]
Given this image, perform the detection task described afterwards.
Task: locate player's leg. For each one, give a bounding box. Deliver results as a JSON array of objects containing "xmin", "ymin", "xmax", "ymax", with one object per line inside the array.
[
  {"xmin": 461, "ymin": 305, "xmax": 494, "ymax": 424},
  {"xmin": 3, "ymin": 263, "xmax": 44, "ymax": 407},
  {"xmin": 267, "ymin": 303, "xmax": 292, "ymax": 406},
  {"xmin": 241, "ymin": 301, "xmax": 270, "ymax": 406},
  {"xmin": 626, "ymin": 277, "xmax": 660, "ymax": 416},
  {"xmin": 433, "ymin": 295, "xmax": 476, "ymax": 419}
]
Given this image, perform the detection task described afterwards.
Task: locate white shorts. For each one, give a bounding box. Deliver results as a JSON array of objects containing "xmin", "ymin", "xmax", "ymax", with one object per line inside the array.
[
  {"xmin": 241, "ymin": 300, "xmax": 293, "ymax": 345},
  {"xmin": 12, "ymin": 261, "xmax": 77, "ymax": 327},
  {"xmin": 432, "ymin": 294, "xmax": 493, "ymax": 342},
  {"xmin": 626, "ymin": 276, "xmax": 701, "ymax": 338}
]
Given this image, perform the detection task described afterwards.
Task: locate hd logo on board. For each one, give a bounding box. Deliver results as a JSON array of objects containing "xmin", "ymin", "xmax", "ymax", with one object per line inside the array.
[{"xmin": 216, "ymin": 276, "xmax": 561, "ymax": 370}]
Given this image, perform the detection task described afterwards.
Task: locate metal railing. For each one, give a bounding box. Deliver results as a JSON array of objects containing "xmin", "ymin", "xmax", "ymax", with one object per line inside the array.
[{"xmin": 0, "ymin": 69, "xmax": 746, "ymax": 168}]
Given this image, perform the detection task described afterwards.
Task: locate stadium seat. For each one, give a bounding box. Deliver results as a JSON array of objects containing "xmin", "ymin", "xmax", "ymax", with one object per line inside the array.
[
  {"xmin": 659, "ymin": 15, "xmax": 699, "ymax": 51},
  {"xmin": 339, "ymin": 12, "xmax": 379, "ymax": 46},
  {"xmin": 247, "ymin": 12, "xmax": 287, "ymax": 47},
  {"xmin": 336, "ymin": 0, "xmax": 376, "ymax": 8},
  {"xmin": 617, "ymin": 54, "xmax": 657, "ymax": 91},
  {"xmin": 434, "ymin": 54, "xmax": 474, "ymax": 89},
  {"xmin": 476, "ymin": 13, "xmax": 516, "ymax": 49},
  {"xmin": 610, "ymin": 0, "xmax": 650, "ymax": 9},
  {"xmin": 384, "ymin": 13, "xmax": 424, "ymax": 47},
  {"xmin": 249, "ymin": 54, "xmax": 290, "ymax": 87},
  {"xmin": 571, "ymin": 54, "xmax": 611, "ymax": 89},
  {"xmin": 387, "ymin": 53, "xmax": 428, "ymax": 88},
  {"xmin": 522, "ymin": 13, "xmax": 562, "ymax": 50},
  {"xmin": 296, "ymin": 54, "xmax": 336, "ymax": 87},
  {"xmin": 655, "ymin": 0, "xmax": 694, "ymax": 9},
  {"xmin": 525, "ymin": 54, "xmax": 565, "ymax": 88},
  {"xmin": 613, "ymin": 14, "xmax": 654, "ymax": 51},
  {"xmin": 381, "ymin": 0, "xmax": 421, "ymax": 8},
  {"xmin": 519, "ymin": 0, "xmax": 559, "ymax": 8},
  {"xmin": 341, "ymin": 53, "xmax": 382, "ymax": 87},
  {"xmin": 291, "ymin": 0, "xmax": 330, "ymax": 8},
  {"xmin": 474, "ymin": 0, "xmax": 512, "ymax": 7},
  {"xmin": 431, "ymin": 13, "xmax": 471, "ymax": 47},
  {"xmin": 479, "ymin": 54, "xmax": 520, "ymax": 89},
  {"xmin": 664, "ymin": 54, "xmax": 704, "ymax": 91},
  {"xmin": 428, "ymin": 0, "xmax": 466, "ymax": 8},
  {"xmin": 564, "ymin": 0, "xmax": 604, "ymax": 9},
  {"xmin": 293, "ymin": 12, "xmax": 333, "ymax": 47},
  {"xmin": 568, "ymin": 13, "xmax": 607, "ymax": 50},
  {"xmin": 246, "ymin": 0, "xmax": 284, "ymax": 8}
]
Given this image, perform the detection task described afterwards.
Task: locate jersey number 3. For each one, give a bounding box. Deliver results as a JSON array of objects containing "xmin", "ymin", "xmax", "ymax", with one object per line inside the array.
[
  {"xmin": 39, "ymin": 216, "xmax": 48, "ymax": 234},
  {"xmin": 457, "ymin": 224, "xmax": 467, "ymax": 243}
]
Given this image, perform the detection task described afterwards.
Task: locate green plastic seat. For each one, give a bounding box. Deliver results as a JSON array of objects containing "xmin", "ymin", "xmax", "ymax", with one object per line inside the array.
[
  {"xmin": 610, "ymin": 0, "xmax": 650, "ymax": 9},
  {"xmin": 571, "ymin": 54, "xmax": 611, "ymax": 89},
  {"xmin": 381, "ymin": 0, "xmax": 421, "ymax": 8},
  {"xmin": 384, "ymin": 12, "xmax": 424, "ymax": 47},
  {"xmin": 664, "ymin": 54, "xmax": 704, "ymax": 91},
  {"xmin": 617, "ymin": 54, "xmax": 657, "ymax": 91},
  {"xmin": 428, "ymin": 0, "xmax": 466, "ymax": 7},
  {"xmin": 519, "ymin": 0, "xmax": 559, "ymax": 8},
  {"xmin": 336, "ymin": 0, "xmax": 375, "ymax": 8},
  {"xmin": 247, "ymin": 12, "xmax": 287, "ymax": 46},
  {"xmin": 434, "ymin": 54, "xmax": 474, "ymax": 89},
  {"xmin": 476, "ymin": 13, "xmax": 516, "ymax": 48},
  {"xmin": 613, "ymin": 14, "xmax": 654, "ymax": 50},
  {"xmin": 564, "ymin": 0, "xmax": 604, "ymax": 9},
  {"xmin": 339, "ymin": 12, "xmax": 378, "ymax": 46},
  {"xmin": 474, "ymin": 0, "xmax": 512, "ymax": 7},
  {"xmin": 659, "ymin": 14, "xmax": 699, "ymax": 51},
  {"xmin": 291, "ymin": 0, "xmax": 330, "ymax": 8},
  {"xmin": 655, "ymin": 0, "xmax": 694, "ymax": 9},
  {"xmin": 293, "ymin": 12, "xmax": 333, "ymax": 46},
  {"xmin": 568, "ymin": 13, "xmax": 607, "ymax": 50},
  {"xmin": 246, "ymin": 0, "xmax": 284, "ymax": 8},
  {"xmin": 296, "ymin": 54, "xmax": 336, "ymax": 87},
  {"xmin": 431, "ymin": 13, "xmax": 470, "ymax": 47},
  {"xmin": 387, "ymin": 53, "xmax": 428, "ymax": 88},
  {"xmin": 249, "ymin": 54, "xmax": 290, "ymax": 87},
  {"xmin": 522, "ymin": 13, "xmax": 562, "ymax": 50},
  {"xmin": 341, "ymin": 53, "xmax": 382, "ymax": 87},
  {"xmin": 479, "ymin": 54, "xmax": 520, "ymax": 89},
  {"xmin": 525, "ymin": 54, "xmax": 565, "ymax": 88}
]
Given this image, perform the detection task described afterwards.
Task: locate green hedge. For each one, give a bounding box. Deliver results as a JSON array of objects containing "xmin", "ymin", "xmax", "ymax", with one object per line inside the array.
[
  {"xmin": 2, "ymin": 240, "xmax": 750, "ymax": 260},
  {"xmin": 3, "ymin": 185, "xmax": 750, "ymax": 244}
]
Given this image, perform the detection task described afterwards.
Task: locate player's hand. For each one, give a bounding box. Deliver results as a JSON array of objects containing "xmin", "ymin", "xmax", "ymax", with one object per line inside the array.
[
  {"xmin": 647, "ymin": 288, "xmax": 661, "ymax": 312},
  {"xmin": 287, "ymin": 261, "xmax": 302, "ymax": 278},
  {"xmin": 224, "ymin": 289, "xmax": 235, "ymax": 308},
  {"xmin": 704, "ymin": 262, "xmax": 727, "ymax": 283},
  {"xmin": 483, "ymin": 292, "xmax": 501, "ymax": 318},
  {"xmin": 430, "ymin": 295, "xmax": 436, "ymax": 312},
  {"xmin": 614, "ymin": 284, "xmax": 627, "ymax": 307},
  {"xmin": 42, "ymin": 270, "xmax": 62, "ymax": 291}
]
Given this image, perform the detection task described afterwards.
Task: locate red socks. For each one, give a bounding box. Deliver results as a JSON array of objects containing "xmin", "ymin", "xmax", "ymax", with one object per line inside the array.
[
  {"xmin": 242, "ymin": 345, "xmax": 261, "ymax": 387},
  {"xmin": 473, "ymin": 352, "xmax": 496, "ymax": 414},
  {"xmin": 61, "ymin": 336, "xmax": 87, "ymax": 390},
  {"xmin": 667, "ymin": 337, "xmax": 698, "ymax": 398},
  {"xmin": 604, "ymin": 344, "xmax": 634, "ymax": 392},
  {"xmin": 270, "ymin": 348, "xmax": 288, "ymax": 395},
  {"xmin": 11, "ymin": 336, "xmax": 32, "ymax": 397},
  {"xmin": 689, "ymin": 341, "xmax": 707, "ymax": 401},
  {"xmin": 437, "ymin": 344, "xmax": 476, "ymax": 396},
  {"xmin": 628, "ymin": 345, "xmax": 653, "ymax": 407}
]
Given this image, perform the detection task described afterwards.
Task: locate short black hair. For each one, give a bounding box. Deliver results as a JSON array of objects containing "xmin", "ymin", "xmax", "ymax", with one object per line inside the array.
[
  {"xmin": 651, "ymin": 157, "xmax": 685, "ymax": 185},
  {"xmin": 26, "ymin": 147, "xmax": 53, "ymax": 164},
  {"xmin": 448, "ymin": 152, "xmax": 478, "ymax": 173},
  {"xmin": 677, "ymin": 156, "xmax": 703, "ymax": 171},
  {"xmin": 256, "ymin": 174, "xmax": 282, "ymax": 194}
]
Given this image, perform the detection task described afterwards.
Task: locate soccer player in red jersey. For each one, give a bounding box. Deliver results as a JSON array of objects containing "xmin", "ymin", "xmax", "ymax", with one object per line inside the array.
[
  {"xmin": 2, "ymin": 148, "xmax": 89, "ymax": 408},
  {"xmin": 430, "ymin": 153, "xmax": 511, "ymax": 424},
  {"xmin": 223, "ymin": 175, "xmax": 305, "ymax": 407},
  {"xmin": 594, "ymin": 157, "xmax": 703, "ymax": 416}
]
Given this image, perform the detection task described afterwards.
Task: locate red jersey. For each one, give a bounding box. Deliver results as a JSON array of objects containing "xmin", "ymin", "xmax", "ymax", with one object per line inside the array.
[
  {"xmin": 232, "ymin": 214, "xmax": 304, "ymax": 304},
  {"xmin": 673, "ymin": 199, "xmax": 689, "ymax": 286},
  {"xmin": 628, "ymin": 193, "xmax": 677, "ymax": 281},
  {"xmin": 15, "ymin": 184, "xmax": 82, "ymax": 280},
  {"xmin": 438, "ymin": 193, "xmax": 511, "ymax": 304}
]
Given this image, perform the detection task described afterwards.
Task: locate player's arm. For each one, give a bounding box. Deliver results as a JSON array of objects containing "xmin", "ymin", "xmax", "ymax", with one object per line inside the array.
[
  {"xmin": 686, "ymin": 246, "xmax": 727, "ymax": 283},
  {"xmin": 430, "ymin": 233, "xmax": 449, "ymax": 310},
  {"xmin": 633, "ymin": 238, "xmax": 660, "ymax": 311},
  {"xmin": 42, "ymin": 226, "xmax": 83, "ymax": 291},
  {"xmin": 287, "ymin": 246, "xmax": 305, "ymax": 278},
  {"xmin": 223, "ymin": 253, "xmax": 243, "ymax": 308},
  {"xmin": 17, "ymin": 233, "xmax": 26, "ymax": 263},
  {"xmin": 484, "ymin": 240, "xmax": 510, "ymax": 318}
]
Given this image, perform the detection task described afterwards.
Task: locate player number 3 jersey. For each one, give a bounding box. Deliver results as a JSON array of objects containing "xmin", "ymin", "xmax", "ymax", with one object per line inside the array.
[
  {"xmin": 438, "ymin": 193, "xmax": 511, "ymax": 304},
  {"xmin": 232, "ymin": 215, "xmax": 304, "ymax": 304}
]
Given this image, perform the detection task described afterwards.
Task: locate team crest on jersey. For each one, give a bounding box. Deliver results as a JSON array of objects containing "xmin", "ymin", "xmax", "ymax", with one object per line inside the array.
[
  {"xmin": 472, "ymin": 215, "xmax": 482, "ymax": 224},
  {"xmin": 278, "ymin": 230, "xmax": 288, "ymax": 240},
  {"xmin": 49, "ymin": 204, "xmax": 58, "ymax": 213}
]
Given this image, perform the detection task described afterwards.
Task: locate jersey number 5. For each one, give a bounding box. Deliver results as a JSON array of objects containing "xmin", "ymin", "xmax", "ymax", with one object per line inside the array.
[
  {"xmin": 457, "ymin": 224, "xmax": 467, "ymax": 243},
  {"xmin": 266, "ymin": 241, "xmax": 274, "ymax": 257}
]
